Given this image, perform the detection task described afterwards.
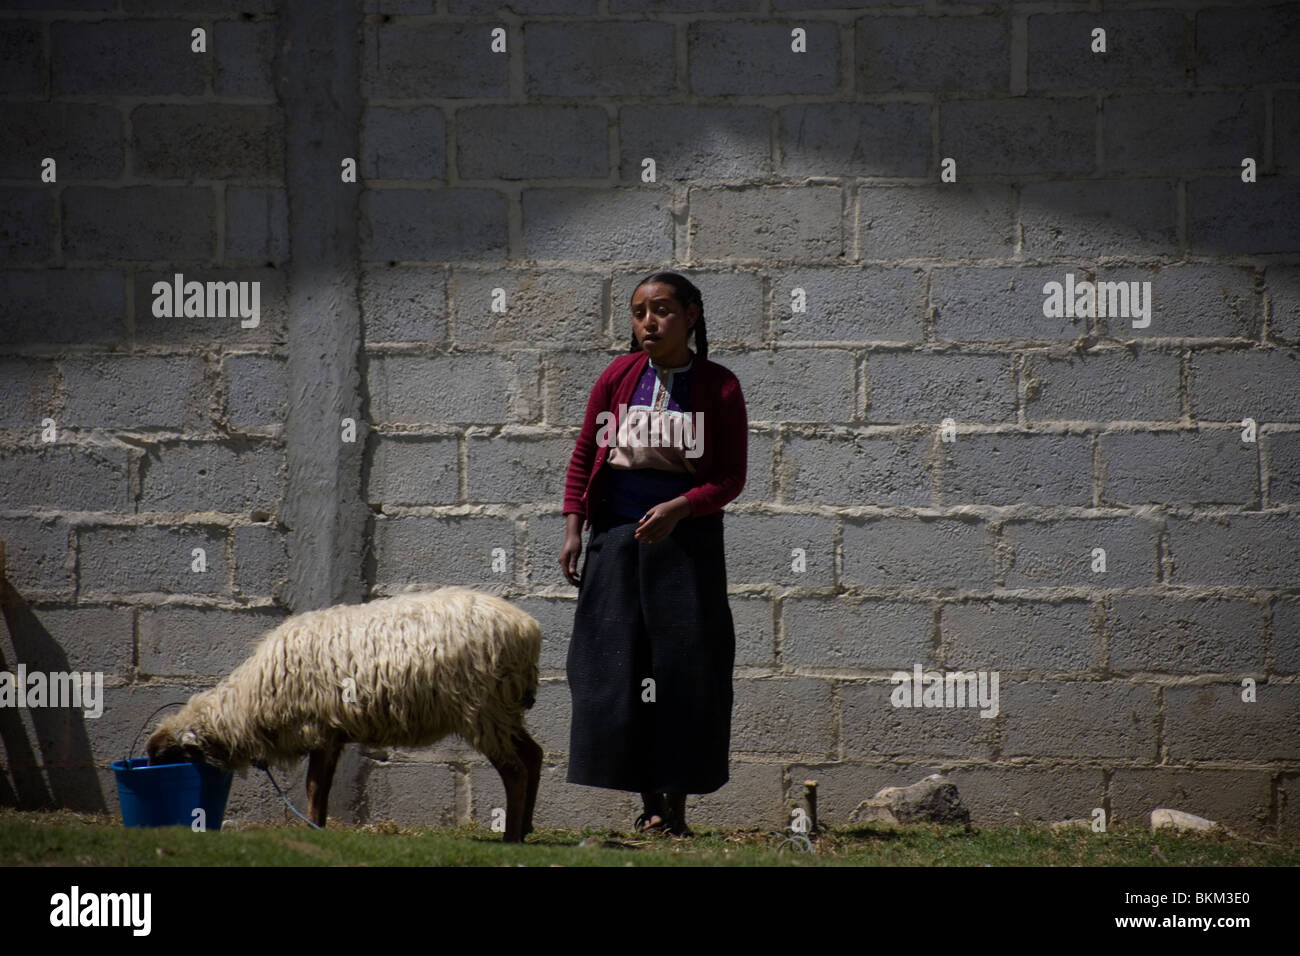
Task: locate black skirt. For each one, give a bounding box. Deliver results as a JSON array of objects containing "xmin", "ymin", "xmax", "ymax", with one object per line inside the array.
[{"xmin": 565, "ymin": 500, "xmax": 736, "ymax": 795}]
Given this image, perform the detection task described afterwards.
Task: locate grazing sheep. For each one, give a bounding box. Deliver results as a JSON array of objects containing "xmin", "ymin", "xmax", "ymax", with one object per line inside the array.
[{"xmin": 146, "ymin": 586, "xmax": 543, "ymax": 842}]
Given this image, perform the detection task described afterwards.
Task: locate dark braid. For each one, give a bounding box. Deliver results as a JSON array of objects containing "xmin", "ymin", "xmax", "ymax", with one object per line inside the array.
[{"xmin": 627, "ymin": 270, "xmax": 708, "ymax": 361}]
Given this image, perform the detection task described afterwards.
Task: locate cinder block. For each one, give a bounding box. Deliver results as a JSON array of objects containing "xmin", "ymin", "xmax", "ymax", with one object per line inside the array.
[
  {"xmin": 1104, "ymin": 93, "xmax": 1263, "ymax": 174},
  {"xmin": 524, "ymin": 514, "xmax": 569, "ymax": 590},
  {"xmin": 131, "ymin": 105, "xmax": 283, "ymax": 180},
  {"xmin": 521, "ymin": 188, "xmax": 673, "ymax": 261},
  {"xmin": 1165, "ymin": 513, "xmax": 1300, "ymax": 589},
  {"xmin": 779, "ymin": 103, "xmax": 928, "ymax": 179},
  {"xmin": 1192, "ymin": 348, "xmax": 1300, "ymax": 422},
  {"xmin": 0, "ymin": 357, "xmax": 57, "ymax": 428},
  {"xmin": 940, "ymin": 434, "xmax": 1093, "ymax": 506},
  {"xmin": 1020, "ymin": 180, "xmax": 1178, "ymax": 258},
  {"xmin": 1164, "ymin": 683, "xmax": 1300, "ymax": 762},
  {"xmin": 132, "ymin": 268, "xmax": 287, "ymax": 345},
  {"xmin": 468, "ymin": 433, "xmax": 575, "ymax": 504},
  {"xmin": 621, "ymin": 105, "xmax": 771, "ymax": 181},
  {"xmin": 454, "ymin": 0, "xmax": 595, "ymax": 14},
  {"xmin": 687, "ymin": 760, "xmax": 786, "ymax": 829},
  {"xmin": 1022, "ymin": 350, "xmax": 1181, "ymax": 421},
  {"xmin": 367, "ymin": 353, "xmax": 517, "ymax": 424},
  {"xmin": 1074, "ymin": 264, "xmax": 1262, "ymax": 340},
  {"xmin": 725, "ymin": 512, "xmax": 837, "ymax": 588},
  {"xmin": 544, "ymin": 350, "xmax": 623, "ymax": 426},
  {"xmin": 0, "ymin": 516, "xmax": 73, "ymax": 593},
  {"xmin": 932, "ymin": 265, "xmax": 1092, "ymax": 343},
  {"xmin": 524, "ymin": 20, "xmax": 674, "ymax": 97},
  {"xmin": 689, "ymin": 21, "xmax": 838, "ymax": 96},
  {"xmin": 510, "ymin": 594, "xmax": 577, "ymax": 671},
  {"xmin": 841, "ymin": 680, "xmax": 997, "ymax": 759},
  {"xmin": 0, "ymin": 444, "xmax": 132, "ymax": 512},
  {"xmin": 1274, "ymin": 598, "xmax": 1300, "ymax": 673},
  {"xmin": 772, "ymin": 267, "xmax": 926, "ymax": 343},
  {"xmin": 1, "ymin": 187, "xmax": 53, "ymax": 264},
  {"xmin": 1001, "ymin": 517, "xmax": 1158, "ymax": 589},
  {"xmin": 0, "ymin": 269, "xmax": 125, "ymax": 345},
  {"xmin": 361, "ymin": 188, "xmax": 507, "ymax": 261},
  {"xmin": 449, "ymin": 269, "xmax": 603, "ymax": 345},
  {"xmin": 0, "ymin": 103, "xmax": 123, "ymax": 180},
  {"xmin": 942, "ymin": 598, "xmax": 1096, "ymax": 672},
  {"xmin": 859, "ymin": 184, "xmax": 1015, "ymax": 259},
  {"xmin": 138, "ymin": 441, "xmax": 285, "ymax": 513},
  {"xmin": 1000, "ymin": 681, "xmax": 1157, "ymax": 760},
  {"xmin": 939, "ymin": 98, "xmax": 1095, "ymax": 176},
  {"xmin": 62, "ymin": 186, "xmax": 213, "ymax": 262},
  {"xmin": 717, "ymin": 348, "xmax": 853, "ymax": 423},
  {"xmin": 1027, "ymin": 11, "xmax": 1189, "ymax": 92},
  {"xmin": 214, "ymin": 19, "xmax": 275, "ymax": 98},
  {"xmin": 362, "ymin": 20, "xmax": 509, "ymax": 98},
  {"xmin": 1110, "ymin": 768, "xmax": 1274, "ymax": 837},
  {"xmin": 1189, "ymin": 179, "xmax": 1300, "ymax": 255},
  {"xmin": 1267, "ymin": 265, "xmax": 1300, "ymax": 343},
  {"xmin": 223, "ymin": 354, "xmax": 287, "ymax": 429},
  {"xmin": 938, "ymin": 764, "xmax": 1105, "ymax": 826},
  {"xmin": 731, "ymin": 594, "xmax": 773, "ymax": 668},
  {"xmin": 373, "ymin": 515, "xmax": 517, "ymax": 588},
  {"xmin": 232, "ymin": 523, "xmax": 288, "ymax": 600},
  {"xmin": 458, "ymin": 106, "xmax": 606, "ymax": 179},
  {"xmin": 53, "ymin": 20, "xmax": 205, "ymax": 95},
  {"xmin": 842, "ymin": 516, "xmax": 995, "ymax": 591},
  {"xmin": 1278, "ymin": 91, "xmax": 1300, "ymax": 173},
  {"xmin": 0, "ymin": 20, "xmax": 42, "ymax": 94},
  {"xmin": 868, "ymin": 352, "xmax": 1014, "ymax": 423},
  {"xmin": 360, "ymin": 264, "xmax": 447, "ymax": 343},
  {"xmin": 1099, "ymin": 431, "xmax": 1259, "ymax": 506},
  {"xmin": 1109, "ymin": 595, "xmax": 1263, "ymax": 674},
  {"xmin": 7, "ymin": 603, "xmax": 134, "ymax": 676},
  {"xmin": 733, "ymin": 429, "xmax": 772, "ymax": 505},
  {"xmin": 362, "ymin": 105, "xmax": 446, "ymax": 181},
  {"xmin": 1195, "ymin": 5, "xmax": 1300, "ymax": 86},
  {"xmin": 731, "ymin": 676, "xmax": 833, "ymax": 755},
  {"xmin": 857, "ymin": 14, "xmax": 1008, "ymax": 93},
  {"xmin": 225, "ymin": 189, "xmax": 289, "ymax": 263},
  {"xmin": 689, "ymin": 185, "xmax": 843, "ymax": 261},
  {"xmin": 367, "ymin": 434, "xmax": 459, "ymax": 506},
  {"xmin": 138, "ymin": 604, "xmax": 285, "ymax": 677},
  {"xmin": 783, "ymin": 596, "xmax": 932, "ymax": 669},
  {"xmin": 343, "ymin": 758, "xmax": 459, "ymax": 827},
  {"xmin": 78, "ymin": 525, "xmax": 229, "ymax": 597}
]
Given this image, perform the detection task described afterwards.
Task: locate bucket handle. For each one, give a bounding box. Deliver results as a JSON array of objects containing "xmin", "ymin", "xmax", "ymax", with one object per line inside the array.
[{"xmin": 125, "ymin": 701, "xmax": 190, "ymax": 767}]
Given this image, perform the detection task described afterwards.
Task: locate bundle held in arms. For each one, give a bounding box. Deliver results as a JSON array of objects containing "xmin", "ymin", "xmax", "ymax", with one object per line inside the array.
[{"xmin": 146, "ymin": 587, "xmax": 544, "ymax": 842}]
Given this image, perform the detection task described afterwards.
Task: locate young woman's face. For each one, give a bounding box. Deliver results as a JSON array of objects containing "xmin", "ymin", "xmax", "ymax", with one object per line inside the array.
[{"xmin": 631, "ymin": 282, "xmax": 697, "ymax": 365}]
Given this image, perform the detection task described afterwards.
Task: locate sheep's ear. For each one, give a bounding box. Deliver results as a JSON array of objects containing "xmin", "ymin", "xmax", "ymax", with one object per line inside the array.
[{"xmin": 181, "ymin": 730, "xmax": 199, "ymax": 747}]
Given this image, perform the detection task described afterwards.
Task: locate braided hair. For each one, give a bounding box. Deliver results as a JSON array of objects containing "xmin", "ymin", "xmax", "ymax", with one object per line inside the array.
[{"xmin": 627, "ymin": 270, "xmax": 709, "ymax": 361}]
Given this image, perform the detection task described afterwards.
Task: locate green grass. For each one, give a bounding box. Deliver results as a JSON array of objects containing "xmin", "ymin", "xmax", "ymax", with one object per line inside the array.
[{"xmin": 2, "ymin": 808, "xmax": 1297, "ymax": 866}]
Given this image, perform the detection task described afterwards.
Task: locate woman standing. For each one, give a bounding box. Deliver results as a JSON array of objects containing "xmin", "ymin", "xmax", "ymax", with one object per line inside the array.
[{"xmin": 558, "ymin": 271, "xmax": 748, "ymax": 836}]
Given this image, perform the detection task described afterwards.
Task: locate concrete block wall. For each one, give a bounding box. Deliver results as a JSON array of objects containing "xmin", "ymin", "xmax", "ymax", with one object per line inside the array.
[{"xmin": 1, "ymin": 0, "xmax": 1297, "ymax": 839}]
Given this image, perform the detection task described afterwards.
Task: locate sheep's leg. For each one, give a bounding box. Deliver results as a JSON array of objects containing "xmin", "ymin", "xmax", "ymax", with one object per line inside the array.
[
  {"xmin": 306, "ymin": 739, "xmax": 343, "ymax": 828},
  {"xmin": 488, "ymin": 742, "xmax": 531, "ymax": 844},
  {"xmin": 513, "ymin": 728, "xmax": 542, "ymax": 840}
]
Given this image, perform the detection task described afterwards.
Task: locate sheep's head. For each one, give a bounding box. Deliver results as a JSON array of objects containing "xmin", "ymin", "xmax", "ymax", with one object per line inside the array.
[{"xmin": 146, "ymin": 714, "xmax": 233, "ymax": 770}]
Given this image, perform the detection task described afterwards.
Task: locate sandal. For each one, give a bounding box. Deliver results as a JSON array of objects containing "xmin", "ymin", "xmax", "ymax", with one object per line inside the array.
[{"xmin": 633, "ymin": 810, "xmax": 670, "ymax": 833}]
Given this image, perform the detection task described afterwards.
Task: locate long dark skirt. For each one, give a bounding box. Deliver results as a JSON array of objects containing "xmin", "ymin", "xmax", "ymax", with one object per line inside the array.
[{"xmin": 566, "ymin": 501, "xmax": 736, "ymax": 795}]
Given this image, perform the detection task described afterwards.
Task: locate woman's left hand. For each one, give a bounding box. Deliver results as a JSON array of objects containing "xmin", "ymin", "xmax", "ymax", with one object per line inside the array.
[{"xmin": 635, "ymin": 496, "xmax": 691, "ymax": 544}]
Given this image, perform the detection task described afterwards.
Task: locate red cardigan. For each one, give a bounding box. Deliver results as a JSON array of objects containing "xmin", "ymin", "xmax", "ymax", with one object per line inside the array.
[{"xmin": 562, "ymin": 350, "xmax": 748, "ymax": 531}]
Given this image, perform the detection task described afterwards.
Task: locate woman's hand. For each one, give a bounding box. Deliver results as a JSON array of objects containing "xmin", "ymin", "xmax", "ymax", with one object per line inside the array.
[
  {"xmin": 560, "ymin": 530, "xmax": 584, "ymax": 586},
  {"xmin": 635, "ymin": 496, "xmax": 691, "ymax": 544}
]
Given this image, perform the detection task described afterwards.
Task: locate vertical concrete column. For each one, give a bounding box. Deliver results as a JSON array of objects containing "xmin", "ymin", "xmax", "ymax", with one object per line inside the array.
[{"xmin": 274, "ymin": 1, "xmax": 366, "ymax": 610}]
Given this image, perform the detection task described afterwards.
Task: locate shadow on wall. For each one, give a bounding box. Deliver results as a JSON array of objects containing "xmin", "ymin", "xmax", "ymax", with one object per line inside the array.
[{"xmin": 0, "ymin": 573, "xmax": 105, "ymax": 812}]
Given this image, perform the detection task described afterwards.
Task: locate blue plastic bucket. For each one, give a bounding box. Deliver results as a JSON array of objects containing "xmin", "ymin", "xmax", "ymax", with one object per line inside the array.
[{"xmin": 111, "ymin": 757, "xmax": 233, "ymax": 829}]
